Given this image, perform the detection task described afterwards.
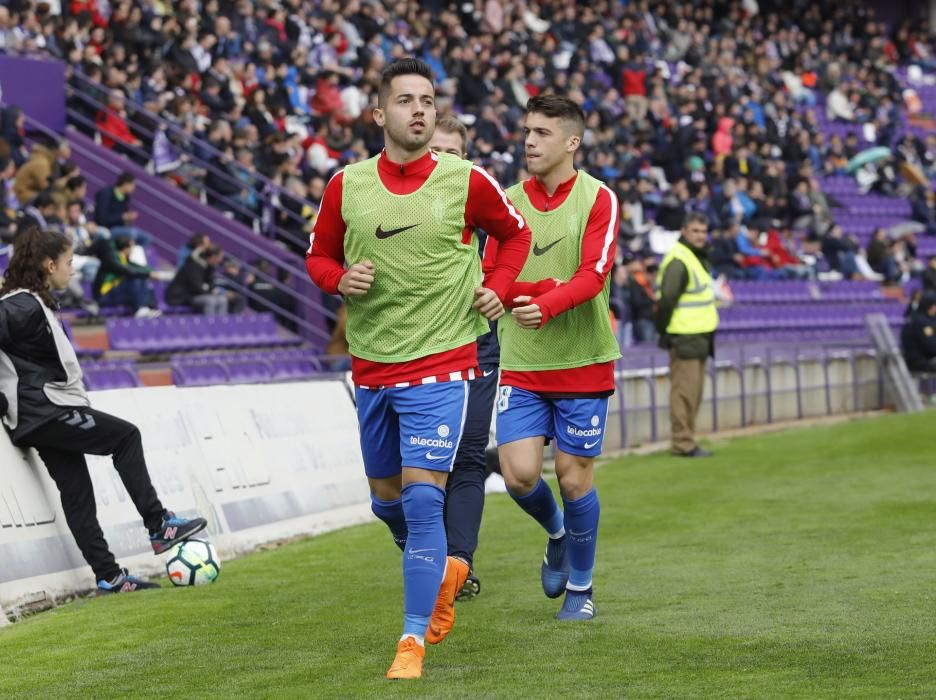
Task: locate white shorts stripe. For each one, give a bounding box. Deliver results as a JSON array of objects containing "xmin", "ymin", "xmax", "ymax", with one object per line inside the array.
[
  {"xmin": 447, "ymin": 381, "xmax": 470, "ymax": 472},
  {"xmin": 355, "ymin": 368, "xmax": 479, "ymax": 389}
]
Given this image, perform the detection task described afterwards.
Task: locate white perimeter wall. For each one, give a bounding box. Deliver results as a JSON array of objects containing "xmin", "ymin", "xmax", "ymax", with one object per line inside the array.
[
  {"xmin": 0, "ymin": 379, "xmax": 370, "ymax": 618},
  {"xmin": 0, "ymin": 353, "xmax": 885, "ymax": 619}
]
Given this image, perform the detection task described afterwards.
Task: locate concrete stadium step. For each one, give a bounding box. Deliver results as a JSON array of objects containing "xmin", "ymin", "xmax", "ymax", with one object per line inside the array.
[{"xmin": 138, "ymin": 367, "xmax": 173, "ymax": 387}]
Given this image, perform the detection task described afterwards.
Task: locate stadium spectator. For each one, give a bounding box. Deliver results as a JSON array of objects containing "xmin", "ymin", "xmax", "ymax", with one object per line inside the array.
[
  {"xmin": 656, "ymin": 213, "xmax": 718, "ymax": 458},
  {"xmin": 866, "ymin": 227, "xmax": 902, "ymax": 284},
  {"xmin": 710, "ymin": 227, "xmax": 747, "ymax": 279},
  {"xmin": 620, "ymin": 49, "xmax": 649, "ymax": 125},
  {"xmin": 0, "ymin": 156, "xmax": 18, "ymax": 241},
  {"xmin": 656, "ymin": 180, "xmax": 691, "ymax": 231},
  {"xmin": 215, "ymin": 257, "xmax": 249, "ymax": 314},
  {"xmin": 96, "ymin": 90, "xmax": 144, "ymax": 156},
  {"xmin": 901, "ymin": 293, "xmax": 936, "ymax": 373},
  {"xmin": 823, "ymin": 135, "xmax": 851, "ymax": 175},
  {"xmin": 822, "ymin": 224, "xmax": 861, "ymax": 280},
  {"xmin": 93, "ymin": 171, "xmax": 151, "ymax": 248},
  {"xmin": 13, "ymin": 138, "xmax": 56, "ymax": 206},
  {"xmin": 826, "ymin": 84, "xmax": 855, "ymax": 122},
  {"xmin": 176, "ymin": 233, "xmax": 211, "ymax": 269},
  {"xmin": 911, "ymin": 188, "xmax": 936, "ymax": 234},
  {"xmin": 166, "ymin": 243, "xmax": 230, "ymax": 315},
  {"xmin": 623, "ymin": 255, "xmax": 658, "ymax": 344},
  {"xmin": 275, "ymin": 176, "xmax": 314, "ymax": 254},
  {"xmin": 63, "ymin": 200, "xmax": 100, "ymax": 278},
  {"xmin": 204, "ymin": 144, "xmax": 244, "ymax": 214},
  {"xmin": 0, "ymin": 105, "xmax": 29, "ymax": 167},
  {"xmin": 924, "ymin": 256, "xmax": 936, "ymax": 293},
  {"xmin": 16, "ymin": 191, "xmax": 63, "ymax": 240},
  {"xmin": 92, "ymin": 234, "xmax": 160, "ymax": 318},
  {"xmin": 63, "ymin": 174, "xmax": 88, "ymax": 204},
  {"xmin": 764, "ymin": 226, "xmax": 814, "ymax": 280}
]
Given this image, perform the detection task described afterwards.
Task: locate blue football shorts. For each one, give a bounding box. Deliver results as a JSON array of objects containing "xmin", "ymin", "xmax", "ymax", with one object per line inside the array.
[
  {"xmin": 495, "ymin": 385, "xmax": 609, "ymax": 458},
  {"xmin": 355, "ymin": 381, "xmax": 469, "ymax": 478}
]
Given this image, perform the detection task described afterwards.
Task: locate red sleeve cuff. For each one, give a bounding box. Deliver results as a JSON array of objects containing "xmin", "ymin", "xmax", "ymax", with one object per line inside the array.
[
  {"xmin": 534, "ymin": 296, "xmax": 555, "ymax": 327},
  {"xmin": 485, "ymin": 277, "xmax": 510, "ymax": 304},
  {"xmin": 305, "ymin": 254, "xmax": 344, "ymax": 295},
  {"xmin": 503, "ymin": 278, "xmax": 562, "ymax": 308}
]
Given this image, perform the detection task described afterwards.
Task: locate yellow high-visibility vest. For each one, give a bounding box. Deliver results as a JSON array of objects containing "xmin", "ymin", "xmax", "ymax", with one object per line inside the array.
[{"xmin": 657, "ymin": 241, "xmax": 719, "ymax": 334}]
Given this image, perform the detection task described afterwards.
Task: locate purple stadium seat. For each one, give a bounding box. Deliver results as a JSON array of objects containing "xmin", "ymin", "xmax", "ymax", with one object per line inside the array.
[
  {"xmin": 171, "ymin": 360, "xmax": 230, "ymax": 386},
  {"xmin": 81, "ymin": 359, "xmax": 141, "ymax": 390},
  {"xmin": 107, "ymin": 313, "xmax": 299, "ymax": 353},
  {"xmin": 225, "ymin": 359, "xmax": 273, "ymax": 383}
]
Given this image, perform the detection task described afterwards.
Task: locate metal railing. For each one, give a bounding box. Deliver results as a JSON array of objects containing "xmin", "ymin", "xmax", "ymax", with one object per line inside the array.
[
  {"xmin": 610, "ymin": 340, "xmax": 884, "ymax": 449},
  {"xmin": 66, "ymin": 71, "xmax": 317, "ymax": 253},
  {"xmin": 18, "ymin": 111, "xmax": 335, "ymax": 344}
]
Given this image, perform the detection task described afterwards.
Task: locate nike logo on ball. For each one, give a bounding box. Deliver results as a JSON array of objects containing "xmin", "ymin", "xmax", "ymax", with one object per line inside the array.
[
  {"xmin": 376, "ymin": 223, "xmax": 418, "ymax": 239},
  {"xmin": 533, "ymin": 237, "xmax": 565, "ymax": 256}
]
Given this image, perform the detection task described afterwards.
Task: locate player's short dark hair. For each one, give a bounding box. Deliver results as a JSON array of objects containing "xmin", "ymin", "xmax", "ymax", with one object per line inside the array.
[
  {"xmin": 434, "ymin": 115, "xmax": 468, "ymax": 153},
  {"xmin": 682, "ymin": 212, "xmax": 710, "ymax": 229},
  {"xmin": 116, "ymin": 171, "xmax": 136, "ymax": 187},
  {"xmin": 378, "ymin": 58, "xmax": 434, "ymax": 107},
  {"xmin": 525, "ymin": 94, "xmax": 586, "ymax": 138}
]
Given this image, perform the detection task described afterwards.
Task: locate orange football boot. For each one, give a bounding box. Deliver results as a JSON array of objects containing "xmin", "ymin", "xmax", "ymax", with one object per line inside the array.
[
  {"xmin": 426, "ymin": 556, "xmax": 470, "ymax": 645},
  {"xmin": 386, "ymin": 636, "xmax": 425, "ymax": 680}
]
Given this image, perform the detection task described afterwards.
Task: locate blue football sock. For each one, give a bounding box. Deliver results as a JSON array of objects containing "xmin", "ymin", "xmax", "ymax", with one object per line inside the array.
[
  {"xmin": 371, "ymin": 495, "xmax": 408, "ymax": 551},
  {"xmin": 510, "ymin": 478, "xmax": 565, "ymax": 538},
  {"xmin": 400, "ymin": 483, "xmax": 447, "ymax": 638},
  {"xmin": 563, "ymin": 489, "xmax": 600, "ymax": 591}
]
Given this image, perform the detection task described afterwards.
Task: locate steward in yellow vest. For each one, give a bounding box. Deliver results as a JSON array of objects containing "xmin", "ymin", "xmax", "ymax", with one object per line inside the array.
[
  {"xmin": 654, "ymin": 213, "xmax": 718, "ymax": 458},
  {"xmin": 655, "ymin": 233, "xmax": 718, "ymax": 358}
]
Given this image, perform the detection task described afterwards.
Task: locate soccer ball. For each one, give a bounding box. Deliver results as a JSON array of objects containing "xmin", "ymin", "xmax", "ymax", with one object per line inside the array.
[{"xmin": 166, "ymin": 539, "xmax": 221, "ymax": 586}]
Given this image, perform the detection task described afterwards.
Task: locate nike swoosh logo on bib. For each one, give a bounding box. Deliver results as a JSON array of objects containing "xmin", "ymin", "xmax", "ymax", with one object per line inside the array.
[
  {"xmin": 376, "ymin": 223, "xmax": 419, "ymax": 239},
  {"xmin": 533, "ymin": 237, "xmax": 565, "ymax": 256}
]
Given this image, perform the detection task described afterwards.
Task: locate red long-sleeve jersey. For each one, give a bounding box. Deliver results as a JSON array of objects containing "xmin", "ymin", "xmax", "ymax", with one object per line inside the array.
[
  {"xmin": 306, "ymin": 149, "xmax": 531, "ymax": 387},
  {"xmin": 484, "ymin": 173, "xmax": 619, "ymax": 394}
]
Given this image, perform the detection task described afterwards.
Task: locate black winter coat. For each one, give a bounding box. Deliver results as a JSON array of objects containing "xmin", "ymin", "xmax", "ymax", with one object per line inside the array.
[{"xmin": 0, "ymin": 290, "xmax": 89, "ymax": 443}]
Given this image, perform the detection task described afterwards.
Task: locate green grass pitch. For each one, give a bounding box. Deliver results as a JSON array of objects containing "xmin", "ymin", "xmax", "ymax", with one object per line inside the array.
[{"xmin": 2, "ymin": 411, "xmax": 936, "ymax": 699}]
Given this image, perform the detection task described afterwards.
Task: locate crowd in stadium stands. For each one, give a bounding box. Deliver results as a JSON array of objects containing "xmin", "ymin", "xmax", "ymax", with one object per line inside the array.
[
  {"xmin": 0, "ymin": 133, "xmax": 258, "ymax": 317},
  {"xmin": 2, "ymin": 0, "xmax": 936, "ymax": 336}
]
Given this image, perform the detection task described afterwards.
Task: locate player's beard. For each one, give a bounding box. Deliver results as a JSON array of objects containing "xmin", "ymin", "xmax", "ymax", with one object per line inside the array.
[{"xmin": 386, "ymin": 117, "xmax": 434, "ymax": 155}]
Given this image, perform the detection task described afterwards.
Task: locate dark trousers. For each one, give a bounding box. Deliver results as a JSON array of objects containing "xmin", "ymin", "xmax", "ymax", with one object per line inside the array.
[
  {"xmin": 21, "ymin": 408, "xmax": 165, "ymax": 581},
  {"xmin": 98, "ymin": 277, "xmax": 150, "ymax": 312},
  {"xmin": 445, "ymin": 363, "xmax": 498, "ymax": 567}
]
